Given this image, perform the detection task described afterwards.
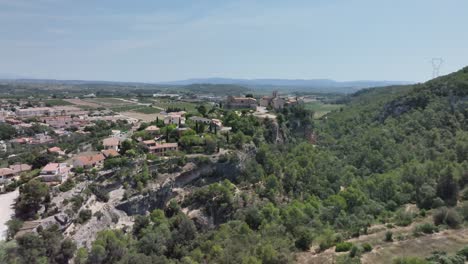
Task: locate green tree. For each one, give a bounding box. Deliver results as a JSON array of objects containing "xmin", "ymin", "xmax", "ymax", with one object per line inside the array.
[
  {"xmin": 0, "ymin": 123, "xmax": 16, "ymax": 140},
  {"xmin": 436, "ymin": 166, "xmax": 459, "ymax": 206},
  {"xmin": 16, "ymin": 179, "xmax": 49, "ymax": 220}
]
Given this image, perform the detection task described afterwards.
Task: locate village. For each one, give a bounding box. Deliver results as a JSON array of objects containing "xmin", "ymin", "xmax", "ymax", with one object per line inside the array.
[{"xmin": 0, "ymin": 91, "xmax": 307, "ymax": 237}]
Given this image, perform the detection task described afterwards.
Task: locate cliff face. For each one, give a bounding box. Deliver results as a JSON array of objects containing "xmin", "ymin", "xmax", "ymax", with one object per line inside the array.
[{"xmin": 116, "ymin": 161, "xmax": 240, "ymax": 216}]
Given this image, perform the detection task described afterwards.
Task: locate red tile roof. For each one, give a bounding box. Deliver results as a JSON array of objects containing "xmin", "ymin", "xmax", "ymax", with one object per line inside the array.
[
  {"xmin": 74, "ymin": 154, "xmax": 105, "ymax": 166},
  {"xmin": 48, "ymin": 147, "xmax": 62, "ymax": 153},
  {"xmin": 149, "ymin": 143, "xmax": 178, "ymax": 150},
  {"xmin": 103, "ymin": 137, "xmax": 120, "ymax": 147},
  {"xmin": 101, "ymin": 149, "xmax": 120, "ymax": 158},
  {"xmin": 42, "ymin": 163, "xmax": 60, "ymax": 172},
  {"xmin": 0, "ymin": 168, "xmax": 14, "ymax": 177}
]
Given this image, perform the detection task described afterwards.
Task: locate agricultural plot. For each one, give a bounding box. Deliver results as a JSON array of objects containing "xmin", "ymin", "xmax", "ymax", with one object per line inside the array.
[
  {"xmin": 43, "ymin": 99, "xmax": 74, "ymax": 106},
  {"xmin": 303, "ymin": 101, "xmax": 343, "ymax": 118},
  {"xmin": 63, "ymin": 98, "xmax": 101, "ymax": 108},
  {"xmin": 152, "ymin": 99, "xmax": 211, "ymax": 113}
]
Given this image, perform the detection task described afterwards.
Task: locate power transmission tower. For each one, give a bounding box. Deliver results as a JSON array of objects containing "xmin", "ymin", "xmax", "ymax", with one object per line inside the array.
[{"xmin": 431, "ymin": 58, "xmax": 444, "ymax": 78}]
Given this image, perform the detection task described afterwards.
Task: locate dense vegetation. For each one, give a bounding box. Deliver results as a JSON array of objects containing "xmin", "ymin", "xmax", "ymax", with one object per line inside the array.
[{"xmin": 1, "ymin": 67, "xmax": 467, "ymax": 263}]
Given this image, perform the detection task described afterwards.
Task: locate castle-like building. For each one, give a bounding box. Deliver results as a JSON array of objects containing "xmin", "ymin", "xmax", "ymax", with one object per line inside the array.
[{"xmin": 260, "ymin": 91, "xmax": 302, "ymax": 110}]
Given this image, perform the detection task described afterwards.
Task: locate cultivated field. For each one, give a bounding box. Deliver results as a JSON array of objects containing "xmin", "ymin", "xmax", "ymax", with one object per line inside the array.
[
  {"xmin": 303, "ymin": 101, "xmax": 343, "ymax": 118},
  {"xmin": 64, "ymin": 98, "xmax": 101, "ymax": 108},
  {"xmin": 120, "ymin": 111, "xmax": 164, "ymax": 122}
]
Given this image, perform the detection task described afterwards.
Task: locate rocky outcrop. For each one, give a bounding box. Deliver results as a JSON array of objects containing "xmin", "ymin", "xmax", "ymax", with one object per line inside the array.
[
  {"xmin": 116, "ymin": 160, "xmax": 240, "ymax": 216},
  {"xmin": 65, "ymin": 188, "xmax": 133, "ymax": 248},
  {"xmin": 116, "ymin": 182, "xmax": 174, "ymax": 216}
]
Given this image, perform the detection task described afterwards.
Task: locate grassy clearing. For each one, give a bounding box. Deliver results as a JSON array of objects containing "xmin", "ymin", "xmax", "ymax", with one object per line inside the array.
[
  {"xmin": 296, "ymin": 207, "xmax": 468, "ymax": 264},
  {"xmin": 43, "ymin": 99, "xmax": 74, "ymax": 106},
  {"xmin": 109, "ymin": 105, "xmax": 142, "ymax": 112},
  {"xmin": 63, "ymin": 98, "xmax": 100, "ymax": 108},
  {"xmin": 361, "ymin": 228, "xmax": 468, "ymax": 264},
  {"xmin": 152, "ymin": 99, "xmax": 209, "ymax": 113},
  {"xmin": 133, "ymin": 107, "xmax": 162, "ymax": 114},
  {"xmin": 303, "ymin": 102, "xmax": 343, "ymax": 118}
]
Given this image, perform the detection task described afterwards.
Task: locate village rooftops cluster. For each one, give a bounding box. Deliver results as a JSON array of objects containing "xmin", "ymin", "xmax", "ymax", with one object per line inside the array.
[
  {"xmin": 225, "ymin": 96, "xmax": 258, "ymax": 109},
  {"xmin": 260, "ymin": 91, "xmax": 303, "ymax": 110},
  {"xmin": 224, "ymin": 92, "xmax": 303, "ymax": 110}
]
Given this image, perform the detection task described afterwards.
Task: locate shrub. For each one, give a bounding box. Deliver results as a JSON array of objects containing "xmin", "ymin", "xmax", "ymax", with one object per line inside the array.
[
  {"xmin": 394, "ymin": 209, "xmax": 414, "ymax": 226},
  {"xmin": 89, "ymin": 184, "xmax": 109, "ymax": 202},
  {"xmin": 427, "ymin": 251, "xmax": 465, "ymax": 264},
  {"xmin": 385, "ymin": 231, "xmax": 393, "ymax": 242},
  {"xmin": 459, "ymin": 202, "xmax": 468, "ymax": 221},
  {"xmin": 432, "ymin": 197, "xmax": 445, "ymax": 208},
  {"xmin": 335, "ymin": 242, "xmax": 353, "ymax": 252},
  {"xmin": 362, "ymin": 243, "xmax": 372, "ymax": 252},
  {"xmin": 6, "ymin": 219, "xmax": 23, "ymax": 240},
  {"xmin": 413, "ymin": 223, "xmax": 438, "ymax": 236},
  {"xmin": 419, "ymin": 209, "xmax": 426, "ymax": 217},
  {"xmin": 392, "ymin": 257, "xmax": 428, "ymax": 264},
  {"xmin": 94, "ymin": 211, "xmax": 104, "ymax": 221},
  {"xmin": 59, "ymin": 179, "xmax": 75, "ymax": 192},
  {"xmin": 433, "ymin": 207, "xmax": 462, "ymax": 228},
  {"xmin": 349, "ymin": 245, "xmax": 359, "ymax": 258},
  {"xmin": 317, "ymin": 230, "xmax": 335, "ymax": 251},
  {"xmin": 457, "ymin": 246, "xmax": 468, "ymax": 259},
  {"xmin": 76, "ymin": 209, "xmax": 92, "ymax": 224},
  {"xmin": 295, "ymin": 229, "xmax": 314, "ymax": 251},
  {"xmin": 462, "ymin": 189, "xmax": 468, "ymax": 201}
]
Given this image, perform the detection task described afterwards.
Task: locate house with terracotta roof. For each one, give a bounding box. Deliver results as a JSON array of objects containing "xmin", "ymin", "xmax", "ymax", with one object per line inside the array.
[
  {"xmin": 0, "ymin": 168, "xmax": 15, "ymax": 183},
  {"xmin": 73, "ymin": 153, "xmax": 106, "ymax": 169},
  {"xmin": 11, "ymin": 137, "xmax": 33, "ymax": 144},
  {"xmin": 48, "ymin": 147, "xmax": 65, "ymax": 155},
  {"xmin": 148, "ymin": 143, "xmax": 178, "ymax": 156},
  {"xmin": 142, "ymin": 139, "xmax": 178, "ymax": 156},
  {"xmin": 164, "ymin": 112, "xmax": 186, "ymax": 126},
  {"xmin": 39, "ymin": 163, "xmax": 71, "ymax": 184},
  {"xmin": 101, "ymin": 149, "xmax": 120, "ymax": 158},
  {"xmin": 145, "ymin": 125, "xmax": 160, "ymax": 134},
  {"xmin": 142, "ymin": 139, "xmax": 156, "ymax": 146},
  {"xmin": 9, "ymin": 164, "xmax": 32, "ymax": 174},
  {"xmin": 0, "ymin": 164, "xmax": 32, "ymax": 185},
  {"xmin": 103, "ymin": 137, "xmax": 120, "ymax": 151}
]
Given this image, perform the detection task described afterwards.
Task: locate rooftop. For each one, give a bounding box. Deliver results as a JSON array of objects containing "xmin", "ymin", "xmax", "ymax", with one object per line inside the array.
[
  {"xmin": 74, "ymin": 154, "xmax": 105, "ymax": 165},
  {"xmin": 103, "ymin": 137, "xmax": 120, "ymax": 146},
  {"xmin": 145, "ymin": 125, "xmax": 160, "ymax": 131},
  {"xmin": 149, "ymin": 143, "xmax": 178, "ymax": 149},
  {"xmin": 101, "ymin": 149, "xmax": 120, "ymax": 157},
  {"xmin": 42, "ymin": 163, "xmax": 61, "ymax": 172},
  {"xmin": 0, "ymin": 168, "xmax": 14, "ymax": 177}
]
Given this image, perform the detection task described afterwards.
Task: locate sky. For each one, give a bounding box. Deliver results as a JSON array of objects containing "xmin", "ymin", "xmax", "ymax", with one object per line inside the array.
[{"xmin": 0, "ymin": 0, "xmax": 467, "ymax": 83}]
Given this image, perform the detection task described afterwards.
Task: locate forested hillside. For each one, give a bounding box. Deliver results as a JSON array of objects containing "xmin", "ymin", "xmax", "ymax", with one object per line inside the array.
[{"xmin": 2, "ymin": 68, "xmax": 467, "ymax": 264}]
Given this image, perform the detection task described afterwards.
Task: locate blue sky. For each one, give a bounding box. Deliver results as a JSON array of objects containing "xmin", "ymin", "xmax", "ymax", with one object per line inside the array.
[{"xmin": 0, "ymin": 0, "xmax": 467, "ymax": 82}]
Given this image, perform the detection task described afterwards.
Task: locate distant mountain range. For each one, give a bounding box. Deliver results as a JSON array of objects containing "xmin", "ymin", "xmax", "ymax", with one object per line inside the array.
[
  {"xmin": 159, "ymin": 78, "xmax": 412, "ymax": 93},
  {"xmin": 0, "ymin": 75, "xmax": 412, "ymax": 94}
]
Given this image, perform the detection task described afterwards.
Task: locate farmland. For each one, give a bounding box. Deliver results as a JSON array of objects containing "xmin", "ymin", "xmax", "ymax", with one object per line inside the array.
[{"xmin": 303, "ymin": 101, "xmax": 343, "ymax": 118}]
